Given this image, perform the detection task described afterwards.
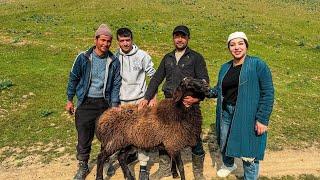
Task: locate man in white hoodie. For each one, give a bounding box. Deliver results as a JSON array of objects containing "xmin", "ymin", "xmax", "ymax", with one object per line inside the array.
[
  {"xmin": 115, "ymin": 27, "xmax": 156, "ymax": 180},
  {"xmin": 116, "ymin": 28, "xmax": 156, "ymax": 105}
]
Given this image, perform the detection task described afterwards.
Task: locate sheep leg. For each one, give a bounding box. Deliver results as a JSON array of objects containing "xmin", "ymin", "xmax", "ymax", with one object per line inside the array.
[
  {"xmin": 171, "ymin": 159, "xmax": 179, "ymax": 178},
  {"xmin": 174, "ymin": 152, "xmax": 185, "ymax": 180},
  {"xmin": 118, "ymin": 147, "xmax": 135, "ymax": 180},
  {"xmin": 96, "ymin": 150, "xmax": 108, "ymax": 180}
]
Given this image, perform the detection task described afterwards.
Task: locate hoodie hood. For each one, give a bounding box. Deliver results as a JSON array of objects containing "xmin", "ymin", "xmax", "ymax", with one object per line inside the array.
[{"xmin": 118, "ymin": 44, "xmax": 139, "ymax": 56}]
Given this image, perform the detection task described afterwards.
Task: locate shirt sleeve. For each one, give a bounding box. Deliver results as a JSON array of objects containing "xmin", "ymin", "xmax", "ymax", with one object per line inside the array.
[
  {"xmin": 110, "ymin": 60, "xmax": 122, "ymax": 107},
  {"xmin": 144, "ymin": 56, "xmax": 166, "ymax": 100},
  {"xmin": 143, "ymin": 53, "xmax": 156, "ymax": 77},
  {"xmin": 194, "ymin": 53, "xmax": 210, "ymax": 83},
  {"xmin": 66, "ymin": 53, "xmax": 82, "ymax": 101}
]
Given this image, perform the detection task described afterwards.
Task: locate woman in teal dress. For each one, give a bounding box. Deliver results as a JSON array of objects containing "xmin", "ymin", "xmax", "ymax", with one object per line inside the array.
[{"xmin": 209, "ymin": 32, "xmax": 274, "ymax": 179}]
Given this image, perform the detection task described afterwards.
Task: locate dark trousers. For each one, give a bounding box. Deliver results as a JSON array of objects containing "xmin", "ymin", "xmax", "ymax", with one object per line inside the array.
[{"xmin": 75, "ymin": 97, "xmax": 109, "ymax": 161}]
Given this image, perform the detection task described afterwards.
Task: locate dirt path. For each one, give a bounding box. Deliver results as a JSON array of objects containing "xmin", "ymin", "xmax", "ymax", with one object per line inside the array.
[{"xmin": 1, "ymin": 147, "xmax": 319, "ymax": 180}]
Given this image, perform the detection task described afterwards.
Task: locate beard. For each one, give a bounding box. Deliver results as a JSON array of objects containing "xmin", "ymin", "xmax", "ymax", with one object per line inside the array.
[{"xmin": 175, "ymin": 43, "xmax": 187, "ymax": 51}]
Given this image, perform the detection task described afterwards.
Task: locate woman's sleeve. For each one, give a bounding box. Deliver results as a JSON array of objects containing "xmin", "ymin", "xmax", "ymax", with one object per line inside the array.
[{"xmin": 255, "ymin": 61, "xmax": 275, "ymax": 125}]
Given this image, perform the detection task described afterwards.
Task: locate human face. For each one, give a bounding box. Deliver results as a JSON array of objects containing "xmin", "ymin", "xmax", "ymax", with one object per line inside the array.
[
  {"xmin": 94, "ymin": 35, "xmax": 112, "ymax": 56},
  {"xmin": 228, "ymin": 38, "xmax": 247, "ymax": 61},
  {"xmin": 173, "ymin": 33, "xmax": 189, "ymax": 51},
  {"xmin": 117, "ymin": 36, "xmax": 133, "ymax": 54}
]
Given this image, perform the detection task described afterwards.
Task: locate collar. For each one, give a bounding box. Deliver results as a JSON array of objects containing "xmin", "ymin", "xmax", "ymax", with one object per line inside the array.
[{"xmin": 168, "ymin": 46, "xmax": 190, "ymax": 57}]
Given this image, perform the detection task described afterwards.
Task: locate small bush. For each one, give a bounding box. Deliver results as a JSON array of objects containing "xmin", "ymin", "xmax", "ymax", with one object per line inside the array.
[
  {"xmin": 298, "ymin": 40, "xmax": 305, "ymax": 47},
  {"xmin": 40, "ymin": 110, "xmax": 54, "ymax": 118},
  {"xmin": 0, "ymin": 80, "xmax": 13, "ymax": 90}
]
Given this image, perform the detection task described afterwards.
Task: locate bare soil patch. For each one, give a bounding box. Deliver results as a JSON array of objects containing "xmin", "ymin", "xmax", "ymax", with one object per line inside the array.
[{"xmin": 0, "ymin": 147, "xmax": 319, "ymax": 180}]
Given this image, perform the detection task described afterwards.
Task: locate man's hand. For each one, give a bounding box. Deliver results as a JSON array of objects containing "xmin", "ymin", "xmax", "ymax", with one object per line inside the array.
[
  {"xmin": 182, "ymin": 96, "xmax": 199, "ymax": 107},
  {"xmin": 148, "ymin": 96, "xmax": 157, "ymax": 107},
  {"xmin": 255, "ymin": 121, "xmax": 268, "ymax": 135},
  {"xmin": 111, "ymin": 106, "xmax": 122, "ymax": 112},
  {"xmin": 138, "ymin": 99, "xmax": 149, "ymax": 111},
  {"xmin": 65, "ymin": 101, "xmax": 75, "ymax": 115}
]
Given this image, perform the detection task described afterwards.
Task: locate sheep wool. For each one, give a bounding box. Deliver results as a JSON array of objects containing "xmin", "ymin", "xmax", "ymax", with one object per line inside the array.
[{"xmin": 95, "ymin": 77, "xmax": 209, "ymax": 180}]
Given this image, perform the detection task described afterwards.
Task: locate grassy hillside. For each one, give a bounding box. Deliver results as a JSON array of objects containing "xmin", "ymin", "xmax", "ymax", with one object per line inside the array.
[{"xmin": 0, "ymin": 0, "xmax": 319, "ymax": 162}]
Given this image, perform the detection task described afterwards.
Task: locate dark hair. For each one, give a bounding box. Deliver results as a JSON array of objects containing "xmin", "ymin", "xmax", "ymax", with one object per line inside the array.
[
  {"xmin": 228, "ymin": 39, "xmax": 249, "ymax": 49},
  {"xmin": 116, "ymin": 28, "xmax": 133, "ymax": 40}
]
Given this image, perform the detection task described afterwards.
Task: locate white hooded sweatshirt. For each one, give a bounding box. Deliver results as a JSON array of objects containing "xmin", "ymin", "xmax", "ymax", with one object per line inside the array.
[{"xmin": 116, "ymin": 44, "xmax": 156, "ymax": 102}]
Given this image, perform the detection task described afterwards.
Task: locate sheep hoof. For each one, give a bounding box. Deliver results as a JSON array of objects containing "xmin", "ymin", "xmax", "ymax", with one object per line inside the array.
[{"xmin": 172, "ymin": 171, "xmax": 180, "ymax": 179}]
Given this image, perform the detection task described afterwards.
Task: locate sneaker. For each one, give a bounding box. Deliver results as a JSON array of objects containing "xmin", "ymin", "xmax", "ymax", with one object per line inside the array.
[{"xmin": 217, "ymin": 164, "xmax": 237, "ymax": 178}]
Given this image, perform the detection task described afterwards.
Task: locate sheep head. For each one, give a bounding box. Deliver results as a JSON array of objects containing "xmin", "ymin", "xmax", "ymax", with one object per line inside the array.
[{"xmin": 173, "ymin": 77, "xmax": 210, "ymax": 104}]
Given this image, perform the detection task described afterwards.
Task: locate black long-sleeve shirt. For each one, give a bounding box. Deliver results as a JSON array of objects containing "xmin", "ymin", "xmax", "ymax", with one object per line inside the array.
[
  {"xmin": 144, "ymin": 47, "xmax": 209, "ymax": 100},
  {"xmin": 222, "ymin": 64, "xmax": 242, "ymax": 106}
]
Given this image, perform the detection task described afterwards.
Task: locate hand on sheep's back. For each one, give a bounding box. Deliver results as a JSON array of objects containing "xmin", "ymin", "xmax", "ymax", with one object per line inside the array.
[
  {"xmin": 148, "ymin": 97, "xmax": 157, "ymax": 107},
  {"xmin": 138, "ymin": 98, "xmax": 149, "ymax": 111},
  {"xmin": 110, "ymin": 106, "xmax": 122, "ymax": 112}
]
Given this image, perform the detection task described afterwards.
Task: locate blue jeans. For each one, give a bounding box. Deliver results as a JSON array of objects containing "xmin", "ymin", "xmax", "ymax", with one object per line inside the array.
[{"xmin": 220, "ymin": 104, "xmax": 260, "ymax": 180}]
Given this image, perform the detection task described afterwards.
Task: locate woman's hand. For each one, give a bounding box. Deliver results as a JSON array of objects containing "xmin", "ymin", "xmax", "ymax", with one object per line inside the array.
[{"xmin": 255, "ymin": 121, "xmax": 268, "ymax": 135}]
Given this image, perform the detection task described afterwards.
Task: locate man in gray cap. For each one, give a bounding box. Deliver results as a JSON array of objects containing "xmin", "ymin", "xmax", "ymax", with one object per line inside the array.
[
  {"xmin": 65, "ymin": 23, "xmax": 121, "ymax": 180},
  {"xmin": 139, "ymin": 25, "xmax": 209, "ymax": 180}
]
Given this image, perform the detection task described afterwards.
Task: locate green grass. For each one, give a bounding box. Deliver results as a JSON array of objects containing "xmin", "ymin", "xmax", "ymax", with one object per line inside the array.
[{"xmin": 0, "ymin": 0, "xmax": 319, "ymax": 164}]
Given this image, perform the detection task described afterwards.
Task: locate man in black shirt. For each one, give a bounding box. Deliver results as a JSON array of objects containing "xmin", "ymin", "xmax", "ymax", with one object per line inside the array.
[{"xmin": 139, "ymin": 25, "xmax": 209, "ymax": 180}]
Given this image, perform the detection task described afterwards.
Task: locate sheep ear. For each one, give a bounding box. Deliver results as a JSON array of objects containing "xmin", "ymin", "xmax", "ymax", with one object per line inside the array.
[{"xmin": 173, "ymin": 87, "xmax": 183, "ymax": 103}]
